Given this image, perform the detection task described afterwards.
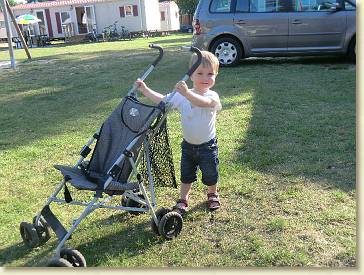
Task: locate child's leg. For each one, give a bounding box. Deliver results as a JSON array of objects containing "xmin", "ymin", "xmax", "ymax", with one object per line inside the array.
[
  {"xmin": 206, "ymin": 184, "xmax": 220, "ymax": 210},
  {"xmin": 176, "ymin": 140, "xmax": 197, "ymax": 211},
  {"xmin": 207, "ymin": 184, "xmax": 217, "ymax": 195},
  {"xmin": 180, "ymin": 182, "xmax": 192, "ymax": 201},
  {"xmin": 199, "ymin": 139, "xmax": 220, "ymax": 210},
  {"xmin": 174, "ymin": 182, "xmax": 192, "ymax": 210}
]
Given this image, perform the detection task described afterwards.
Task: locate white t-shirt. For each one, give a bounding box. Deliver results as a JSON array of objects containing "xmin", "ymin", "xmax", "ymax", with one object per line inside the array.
[{"xmin": 165, "ymin": 90, "xmax": 222, "ymax": 145}]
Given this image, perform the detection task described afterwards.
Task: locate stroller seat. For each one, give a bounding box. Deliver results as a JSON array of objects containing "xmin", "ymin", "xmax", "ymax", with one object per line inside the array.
[
  {"xmin": 53, "ymin": 96, "xmax": 163, "ymax": 193},
  {"xmin": 54, "ymin": 165, "xmax": 139, "ymax": 192},
  {"xmin": 54, "ymin": 165, "xmax": 98, "ymax": 191}
]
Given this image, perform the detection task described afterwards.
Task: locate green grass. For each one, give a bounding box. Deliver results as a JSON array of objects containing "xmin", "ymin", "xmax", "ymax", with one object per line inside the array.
[{"xmin": 0, "ymin": 34, "xmax": 356, "ymax": 267}]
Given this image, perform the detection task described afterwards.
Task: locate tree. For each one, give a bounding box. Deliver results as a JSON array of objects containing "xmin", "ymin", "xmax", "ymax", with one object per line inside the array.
[
  {"xmin": 0, "ymin": 0, "xmax": 16, "ymax": 12},
  {"xmin": 174, "ymin": 0, "xmax": 199, "ymax": 15},
  {"xmin": 7, "ymin": 0, "xmax": 16, "ymax": 6}
]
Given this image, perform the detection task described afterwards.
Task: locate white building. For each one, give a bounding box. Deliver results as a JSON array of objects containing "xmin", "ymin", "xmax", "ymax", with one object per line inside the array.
[
  {"xmin": 0, "ymin": 12, "xmax": 6, "ymax": 40},
  {"xmin": 159, "ymin": 1, "xmax": 179, "ymax": 32},
  {"xmin": 1, "ymin": 0, "xmax": 164, "ymax": 40}
]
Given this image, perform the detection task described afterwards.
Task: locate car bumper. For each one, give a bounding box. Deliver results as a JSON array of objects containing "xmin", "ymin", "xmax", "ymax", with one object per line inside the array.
[{"xmin": 191, "ymin": 34, "xmax": 211, "ymax": 50}]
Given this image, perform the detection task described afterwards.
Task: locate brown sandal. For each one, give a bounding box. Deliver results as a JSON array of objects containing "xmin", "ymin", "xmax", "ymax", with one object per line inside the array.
[
  {"xmin": 172, "ymin": 199, "xmax": 188, "ymax": 216},
  {"xmin": 207, "ymin": 193, "xmax": 220, "ymax": 211}
]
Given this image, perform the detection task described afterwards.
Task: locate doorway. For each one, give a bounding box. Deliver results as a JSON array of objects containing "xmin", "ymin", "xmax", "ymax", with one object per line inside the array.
[
  {"xmin": 76, "ymin": 6, "xmax": 96, "ymax": 34},
  {"xmin": 34, "ymin": 10, "xmax": 48, "ymax": 35}
]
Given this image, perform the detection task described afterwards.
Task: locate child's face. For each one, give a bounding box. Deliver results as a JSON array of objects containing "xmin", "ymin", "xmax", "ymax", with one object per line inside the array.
[{"xmin": 191, "ymin": 65, "xmax": 217, "ymax": 93}]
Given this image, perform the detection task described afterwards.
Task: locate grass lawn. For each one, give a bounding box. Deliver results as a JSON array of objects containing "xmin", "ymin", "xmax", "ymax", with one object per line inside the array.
[{"xmin": 0, "ymin": 34, "xmax": 356, "ymax": 267}]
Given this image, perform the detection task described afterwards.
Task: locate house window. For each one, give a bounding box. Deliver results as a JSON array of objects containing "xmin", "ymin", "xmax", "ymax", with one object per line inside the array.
[
  {"xmin": 0, "ymin": 21, "xmax": 5, "ymax": 28},
  {"xmin": 125, "ymin": 5, "xmax": 133, "ymax": 16},
  {"xmin": 61, "ymin": 12, "xmax": 71, "ymax": 24},
  {"xmin": 120, "ymin": 5, "xmax": 138, "ymax": 17},
  {"xmin": 161, "ymin": 11, "xmax": 165, "ymax": 21}
]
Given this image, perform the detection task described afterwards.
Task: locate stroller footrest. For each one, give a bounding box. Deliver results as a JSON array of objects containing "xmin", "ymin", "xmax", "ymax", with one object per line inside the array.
[
  {"xmin": 106, "ymin": 181, "xmax": 139, "ymax": 192},
  {"xmin": 41, "ymin": 205, "xmax": 68, "ymax": 242}
]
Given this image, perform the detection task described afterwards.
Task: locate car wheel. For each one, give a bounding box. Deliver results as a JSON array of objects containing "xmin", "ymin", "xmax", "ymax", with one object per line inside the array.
[
  {"xmin": 348, "ymin": 37, "xmax": 356, "ymax": 63},
  {"xmin": 211, "ymin": 37, "xmax": 243, "ymax": 67}
]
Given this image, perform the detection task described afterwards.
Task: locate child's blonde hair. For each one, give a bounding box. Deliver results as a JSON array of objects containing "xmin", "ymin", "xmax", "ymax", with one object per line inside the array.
[{"xmin": 189, "ymin": 50, "xmax": 220, "ymax": 75}]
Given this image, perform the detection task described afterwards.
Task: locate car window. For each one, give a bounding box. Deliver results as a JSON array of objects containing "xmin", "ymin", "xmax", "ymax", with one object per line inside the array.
[
  {"xmin": 236, "ymin": 0, "xmax": 249, "ymax": 12},
  {"xmin": 249, "ymin": 0, "xmax": 286, "ymax": 12},
  {"xmin": 292, "ymin": 0, "xmax": 339, "ymax": 12},
  {"xmin": 210, "ymin": 0, "xmax": 233, "ymax": 13},
  {"xmin": 345, "ymin": 0, "xmax": 356, "ymax": 10}
]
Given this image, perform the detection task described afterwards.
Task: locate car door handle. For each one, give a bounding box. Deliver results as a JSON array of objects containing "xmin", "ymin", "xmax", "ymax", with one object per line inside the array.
[
  {"xmin": 236, "ymin": 20, "xmax": 246, "ymax": 25},
  {"xmin": 292, "ymin": 19, "xmax": 302, "ymax": 24}
]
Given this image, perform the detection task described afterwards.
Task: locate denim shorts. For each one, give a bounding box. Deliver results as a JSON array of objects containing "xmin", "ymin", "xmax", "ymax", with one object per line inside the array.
[{"xmin": 180, "ymin": 138, "xmax": 219, "ymax": 186}]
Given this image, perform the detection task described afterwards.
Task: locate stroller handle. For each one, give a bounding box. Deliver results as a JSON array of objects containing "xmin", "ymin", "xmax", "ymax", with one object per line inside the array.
[
  {"xmin": 184, "ymin": 46, "xmax": 202, "ymax": 77},
  {"xmin": 160, "ymin": 47, "xmax": 203, "ymax": 106},
  {"xmin": 128, "ymin": 44, "xmax": 164, "ymax": 97},
  {"xmin": 149, "ymin": 44, "xmax": 164, "ymax": 66}
]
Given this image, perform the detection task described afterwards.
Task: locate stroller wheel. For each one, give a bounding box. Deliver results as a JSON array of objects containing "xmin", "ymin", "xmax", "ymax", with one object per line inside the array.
[
  {"xmin": 158, "ymin": 211, "xmax": 183, "ymax": 240},
  {"xmin": 122, "ymin": 194, "xmax": 146, "ymax": 215},
  {"xmin": 47, "ymin": 257, "xmax": 73, "ymax": 267},
  {"xmin": 33, "ymin": 215, "xmax": 51, "ymax": 245},
  {"xmin": 151, "ymin": 207, "xmax": 171, "ymax": 235},
  {"xmin": 60, "ymin": 248, "xmax": 87, "ymax": 267},
  {"xmin": 19, "ymin": 222, "xmax": 40, "ymax": 248}
]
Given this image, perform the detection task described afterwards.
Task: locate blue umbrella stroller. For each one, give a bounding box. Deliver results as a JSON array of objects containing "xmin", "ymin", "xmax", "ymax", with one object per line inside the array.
[{"xmin": 19, "ymin": 44, "xmax": 202, "ymax": 267}]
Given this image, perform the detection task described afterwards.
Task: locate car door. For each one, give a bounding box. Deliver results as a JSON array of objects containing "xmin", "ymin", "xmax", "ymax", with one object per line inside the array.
[
  {"xmin": 288, "ymin": 0, "xmax": 347, "ymax": 51},
  {"xmin": 233, "ymin": 0, "xmax": 290, "ymax": 54}
]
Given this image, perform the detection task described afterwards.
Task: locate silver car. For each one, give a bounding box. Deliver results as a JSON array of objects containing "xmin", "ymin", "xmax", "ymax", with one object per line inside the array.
[{"xmin": 192, "ymin": 0, "xmax": 356, "ymax": 66}]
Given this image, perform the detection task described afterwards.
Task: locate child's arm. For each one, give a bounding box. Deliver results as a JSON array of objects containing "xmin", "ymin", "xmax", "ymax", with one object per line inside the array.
[
  {"xmin": 135, "ymin": 79, "xmax": 164, "ymax": 104},
  {"xmin": 175, "ymin": 81, "xmax": 219, "ymax": 108}
]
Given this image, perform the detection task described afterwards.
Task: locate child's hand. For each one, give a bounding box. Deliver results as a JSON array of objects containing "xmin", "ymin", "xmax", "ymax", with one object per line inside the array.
[
  {"xmin": 175, "ymin": 81, "xmax": 189, "ymax": 96},
  {"xmin": 135, "ymin": 79, "xmax": 147, "ymax": 93}
]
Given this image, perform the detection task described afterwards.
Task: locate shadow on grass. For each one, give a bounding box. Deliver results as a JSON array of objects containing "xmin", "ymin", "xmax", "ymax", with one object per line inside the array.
[
  {"xmin": 0, "ymin": 48, "xmax": 170, "ymax": 151},
  {"xmin": 239, "ymin": 55, "xmax": 352, "ymax": 66},
  {"xmin": 0, "ymin": 218, "xmax": 161, "ymax": 267},
  {"xmin": 0, "ymin": 241, "xmax": 53, "ymax": 267},
  {"xmin": 151, "ymin": 37, "xmax": 192, "ymax": 45},
  {"xmin": 221, "ymin": 57, "xmax": 355, "ymax": 192},
  {"xmin": 1, "ymin": 35, "xmax": 356, "ymax": 268},
  {"xmin": 1, "ymin": 44, "xmax": 355, "ymax": 193},
  {"xmin": 77, "ymin": 217, "xmax": 164, "ymax": 267}
]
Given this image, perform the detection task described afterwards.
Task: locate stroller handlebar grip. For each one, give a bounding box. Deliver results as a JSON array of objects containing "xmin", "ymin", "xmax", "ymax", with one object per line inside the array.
[
  {"xmin": 128, "ymin": 44, "xmax": 163, "ymax": 97},
  {"xmin": 186, "ymin": 46, "xmax": 202, "ymax": 77},
  {"xmin": 149, "ymin": 44, "xmax": 164, "ymax": 66}
]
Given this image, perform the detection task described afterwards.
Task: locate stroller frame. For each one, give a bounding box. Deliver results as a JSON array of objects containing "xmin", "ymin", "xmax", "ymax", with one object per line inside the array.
[{"xmin": 20, "ymin": 44, "xmax": 202, "ymax": 267}]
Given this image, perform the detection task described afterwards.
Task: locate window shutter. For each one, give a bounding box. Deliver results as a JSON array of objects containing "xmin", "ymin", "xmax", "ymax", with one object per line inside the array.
[
  {"xmin": 119, "ymin": 6, "xmax": 125, "ymax": 17},
  {"xmin": 161, "ymin": 11, "xmax": 165, "ymax": 21},
  {"xmin": 133, "ymin": 5, "xmax": 138, "ymax": 16},
  {"xmin": 55, "ymin": 12, "xmax": 62, "ymax": 34},
  {"xmin": 44, "ymin": 9, "xmax": 53, "ymax": 37}
]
